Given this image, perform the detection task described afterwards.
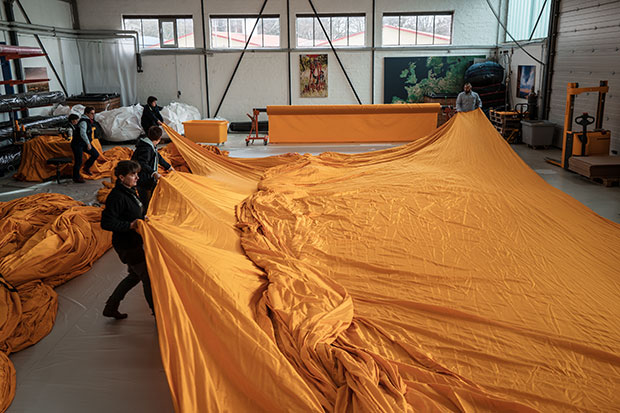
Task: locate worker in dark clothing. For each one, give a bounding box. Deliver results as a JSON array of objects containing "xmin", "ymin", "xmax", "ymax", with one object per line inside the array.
[
  {"xmin": 64, "ymin": 113, "xmax": 79, "ymax": 140},
  {"xmin": 71, "ymin": 106, "xmax": 100, "ymax": 183},
  {"xmin": 101, "ymin": 160, "xmax": 153, "ymax": 319},
  {"xmin": 131, "ymin": 125, "xmax": 173, "ymax": 209},
  {"xmin": 141, "ymin": 96, "xmax": 163, "ymax": 134}
]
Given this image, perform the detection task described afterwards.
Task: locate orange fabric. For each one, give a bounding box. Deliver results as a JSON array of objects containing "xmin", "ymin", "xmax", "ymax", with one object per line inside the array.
[
  {"xmin": 267, "ymin": 104, "xmax": 440, "ymax": 143},
  {"xmin": 12, "ymin": 135, "xmax": 133, "ymax": 182},
  {"xmin": 0, "ymin": 193, "xmax": 112, "ymax": 412},
  {"xmin": 151, "ymin": 115, "xmax": 620, "ymax": 412}
]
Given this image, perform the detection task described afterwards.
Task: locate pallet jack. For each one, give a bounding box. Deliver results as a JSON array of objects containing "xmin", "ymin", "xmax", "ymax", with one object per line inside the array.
[
  {"xmin": 245, "ymin": 107, "xmax": 268, "ymax": 146},
  {"xmin": 545, "ymin": 81, "xmax": 611, "ymax": 169}
]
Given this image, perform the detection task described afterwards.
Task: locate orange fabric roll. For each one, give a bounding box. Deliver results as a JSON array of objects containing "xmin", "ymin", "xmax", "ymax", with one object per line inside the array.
[{"xmin": 267, "ymin": 104, "xmax": 440, "ymax": 143}]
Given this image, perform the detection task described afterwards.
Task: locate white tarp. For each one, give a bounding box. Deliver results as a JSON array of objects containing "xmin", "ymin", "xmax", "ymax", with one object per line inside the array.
[
  {"xmin": 160, "ymin": 102, "xmax": 202, "ymax": 135},
  {"xmin": 53, "ymin": 104, "xmax": 86, "ymax": 117},
  {"xmin": 50, "ymin": 102, "xmax": 204, "ymax": 142},
  {"xmin": 95, "ymin": 104, "xmax": 144, "ymax": 143},
  {"xmin": 77, "ymin": 39, "xmax": 137, "ymax": 106}
]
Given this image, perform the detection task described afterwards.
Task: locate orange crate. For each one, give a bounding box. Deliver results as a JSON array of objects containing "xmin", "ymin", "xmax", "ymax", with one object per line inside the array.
[{"xmin": 182, "ymin": 120, "xmax": 227, "ymax": 143}]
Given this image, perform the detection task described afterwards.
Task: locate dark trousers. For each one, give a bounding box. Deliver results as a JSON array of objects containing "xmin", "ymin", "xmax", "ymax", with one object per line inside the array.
[
  {"xmin": 107, "ymin": 250, "xmax": 154, "ymax": 311},
  {"xmin": 71, "ymin": 143, "xmax": 100, "ymax": 180}
]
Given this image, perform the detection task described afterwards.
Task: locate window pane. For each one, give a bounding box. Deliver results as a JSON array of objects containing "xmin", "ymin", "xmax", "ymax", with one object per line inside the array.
[
  {"xmin": 331, "ymin": 17, "xmax": 347, "ymax": 44},
  {"xmin": 161, "ymin": 20, "xmax": 175, "ymax": 47},
  {"xmin": 382, "ymin": 16, "xmax": 399, "ymax": 46},
  {"xmin": 297, "ymin": 17, "xmax": 313, "ymax": 47},
  {"xmin": 141, "ymin": 19, "xmax": 159, "ymax": 48},
  {"xmin": 416, "ymin": 15, "xmax": 434, "ymax": 44},
  {"xmin": 123, "ymin": 19, "xmax": 143, "ymax": 48},
  {"xmin": 314, "ymin": 17, "xmax": 330, "ymax": 47},
  {"xmin": 177, "ymin": 18, "xmax": 194, "ymax": 48},
  {"xmin": 262, "ymin": 17, "xmax": 280, "ymax": 47},
  {"xmin": 246, "ymin": 17, "xmax": 261, "ymax": 48},
  {"xmin": 211, "ymin": 18, "xmax": 228, "ymax": 48},
  {"xmin": 434, "ymin": 15, "xmax": 451, "ymax": 44},
  {"xmin": 348, "ymin": 16, "xmax": 365, "ymax": 46},
  {"xmin": 229, "ymin": 18, "xmax": 245, "ymax": 48},
  {"xmin": 399, "ymin": 16, "xmax": 416, "ymax": 45}
]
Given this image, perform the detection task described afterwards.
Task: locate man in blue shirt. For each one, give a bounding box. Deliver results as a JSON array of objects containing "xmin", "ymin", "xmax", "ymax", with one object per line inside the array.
[{"xmin": 456, "ymin": 83, "xmax": 482, "ymax": 112}]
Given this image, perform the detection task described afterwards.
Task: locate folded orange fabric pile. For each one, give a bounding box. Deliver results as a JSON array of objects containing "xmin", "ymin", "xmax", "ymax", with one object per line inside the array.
[
  {"xmin": 13, "ymin": 135, "xmax": 133, "ymax": 182},
  {"xmin": 145, "ymin": 116, "xmax": 620, "ymax": 412},
  {"xmin": 0, "ymin": 194, "xmax": 111, "ymax": 412}
]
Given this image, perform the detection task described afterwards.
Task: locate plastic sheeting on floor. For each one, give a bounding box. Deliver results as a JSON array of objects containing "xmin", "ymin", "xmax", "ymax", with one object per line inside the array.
[
  {"xmin": 0, "ymin": 194, "xmax": 112, "ymax": 412},
  {"xmin": 13, "ymin": 135, "xmax": 133, "ymax": 182},
  {"xmin": 145, "ymin": 113, "xmax": 620, "ymax": 412}
]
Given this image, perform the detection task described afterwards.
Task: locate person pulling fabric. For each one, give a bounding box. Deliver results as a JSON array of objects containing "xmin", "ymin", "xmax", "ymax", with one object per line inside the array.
[
  {"xmin": 456, "ymin": 83, "xmax": 482, "ymax": 113},
  {"xmin": 131, "ymin": 125, "xmax": 174, "ymax": 209},
  {"xmin": 101, "ymin": 160, "xmax": 154, "ymax": 319},
  {"xmin": 141, "ymin": 95, "xmax": 163, "ymax": 134}
]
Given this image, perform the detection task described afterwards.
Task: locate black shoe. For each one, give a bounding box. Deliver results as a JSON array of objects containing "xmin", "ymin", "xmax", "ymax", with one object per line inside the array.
[
  {"xmin": 82, "ymin": 167, "xmax": 92, "ymax": 176},
  {"xmin": 73, "ymin": 177, "xmax": 85, "ymax": 183},
  {"xmin": 103, "ymin": 302, "xmax": 128, "ymax": 320}
]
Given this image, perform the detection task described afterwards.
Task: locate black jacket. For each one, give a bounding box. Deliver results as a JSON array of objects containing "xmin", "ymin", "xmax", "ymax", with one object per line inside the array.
[
  {"xmin": 101, "ymin": 180, "xmax": 145, "ymax": 261},
  {"xmin": 72, "ymin": 115, "xmax": 93, "ymax": 148},
  {"xmin": 141, "ymin": 104, "xmax": 164, "ymax": 134},
  {"xmin": 131, "ymin": 138, "xmax": 171, "ymax": 190}
]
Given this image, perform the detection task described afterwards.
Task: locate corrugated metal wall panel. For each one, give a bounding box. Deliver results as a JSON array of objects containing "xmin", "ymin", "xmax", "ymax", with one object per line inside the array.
[{"xmin": 548, "ymin": 1, "xmax": 620, "ymax": 153}]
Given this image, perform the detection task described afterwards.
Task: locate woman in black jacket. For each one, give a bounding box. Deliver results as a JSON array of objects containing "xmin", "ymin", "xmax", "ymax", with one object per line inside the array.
[
  {"xmin": 140, "ymin": 95, "xmax": 163, "ymax": 134},
  {"xmin": 101, "ymin": 160, "xmax": 153, "ymax": 319},
  {"xmin": 131, "ymin": 125, "xmax": 174, "ymax": 209}
]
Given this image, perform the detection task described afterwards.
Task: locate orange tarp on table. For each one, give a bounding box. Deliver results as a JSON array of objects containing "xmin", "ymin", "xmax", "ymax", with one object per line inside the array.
[
  {"xmin": 13, "ymin": 135, "xmax": 132, "ymax": 182},
  {"xmin": 267, "ymin": 103, "xmax": 440, "ymax": 143},
  {"xmin": 149, "ymin": 115, "xmax": 620, "ymax": 413}
]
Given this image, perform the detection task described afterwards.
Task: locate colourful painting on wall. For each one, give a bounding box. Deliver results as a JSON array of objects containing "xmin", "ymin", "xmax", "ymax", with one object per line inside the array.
[
  {"xmin": 384, "ymin": 56, "xmax": 484, "ymax": 103},
  {"xmin": 300, "ymin": 54, "xmax": 327, "ymax": 98},
  {"xmin": 517, "ymin": 65, "xmax": 535, "ymax": 98}
]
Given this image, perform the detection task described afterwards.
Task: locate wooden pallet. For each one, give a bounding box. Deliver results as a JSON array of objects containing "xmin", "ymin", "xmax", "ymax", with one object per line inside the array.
[
  {"xmin": 489, "ymin": 109, "xmax": 522, "ymax": 142},
  {"xmin": 588, "ymin": 177, "xmax": 619, "ymax": 187}
]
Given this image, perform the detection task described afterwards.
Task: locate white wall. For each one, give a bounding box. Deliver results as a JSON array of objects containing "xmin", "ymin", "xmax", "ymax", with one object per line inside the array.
[
  {"xmin": 499, "ymin": 41, "xmax": 546, "ymax": 118},
  {"xmin": 0, "ymin": 0, "xmax": 83, "ymax": 119},
  {"xmin": 77, "ymin": 0, "xmax": 504, "ymax": 122}
]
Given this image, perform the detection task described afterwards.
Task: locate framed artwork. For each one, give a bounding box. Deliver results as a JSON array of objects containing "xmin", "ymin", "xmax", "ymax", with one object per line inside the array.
[
  {"xmin": 517, "ymin": 65, "xmax": 535, "ymax": 98},
  {"xmin": 300, "ymin": 54, "xmax": 327, "ymax": 98},
  {"xmin": 383, "ymin": 56, "xmax": 483, "ymax": 103},
  {"xmin": 25, "ymin": 67, "xmax": 49, "ymax": 93}
]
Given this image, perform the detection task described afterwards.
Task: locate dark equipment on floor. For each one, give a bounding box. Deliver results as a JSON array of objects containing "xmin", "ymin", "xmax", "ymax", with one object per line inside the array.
[
  {"xmin": 246, "ymin": 108, "xmax": 268, "ymax": 146},
  {"xmin": 46, "ymin": 156, "xmax": 72, "ymax": 184},
  {"xmin": 545, "ymin": 81, "xmax": 611, "ymax": 169}
]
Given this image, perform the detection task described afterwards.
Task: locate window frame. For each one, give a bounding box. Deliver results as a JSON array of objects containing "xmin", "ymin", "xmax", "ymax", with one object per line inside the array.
[
  {"xmin": 382, "ymin": 11, "xmax": 453, "ymax": 46},
  {"xmin": 122, "ymin": 15, "xmax": 194, "ymax": 50},
  {"xmin": 209, "ymin": 14, "xmax": 281, "ymax": 49},
  {"xmin": 159, "ymin": 19, "xmax": 178, "ymax": 49},
  {"xmin": 295, "ymin": 13, "xmax": 366, "ymax": 48}
]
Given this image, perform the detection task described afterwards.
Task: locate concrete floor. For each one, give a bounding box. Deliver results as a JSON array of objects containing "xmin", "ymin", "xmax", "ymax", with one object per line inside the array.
[{"xmin": 2, "ymin": 133, "xmax": 619, "ymax": 413}]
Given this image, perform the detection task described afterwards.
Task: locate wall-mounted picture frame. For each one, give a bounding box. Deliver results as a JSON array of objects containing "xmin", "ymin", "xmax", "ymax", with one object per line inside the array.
[
  {"xmin": 300, "ymin": 54, "xmax": 327, "ymax": 98},
  {"xmin": 517, "ymin": 65, "xmax": 535, "ymax": 98}
]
